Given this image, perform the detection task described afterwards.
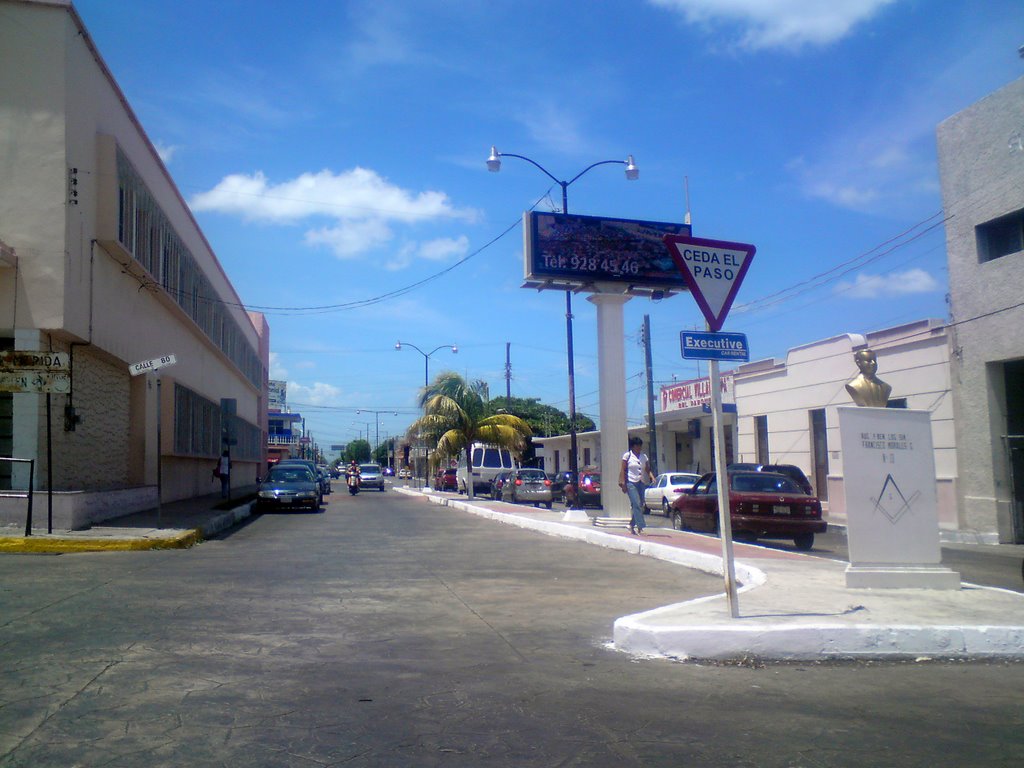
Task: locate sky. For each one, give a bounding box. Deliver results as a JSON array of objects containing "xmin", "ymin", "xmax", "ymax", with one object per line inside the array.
[{"xmin": 69, "ymin": 0, "xmax": 1024, "ymax": 454}]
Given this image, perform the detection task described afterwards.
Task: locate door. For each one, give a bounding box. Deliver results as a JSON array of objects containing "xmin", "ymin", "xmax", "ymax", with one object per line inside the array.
[{"xmin": 810, "ymin": 408, "xmax": 829, "ymax": 501}]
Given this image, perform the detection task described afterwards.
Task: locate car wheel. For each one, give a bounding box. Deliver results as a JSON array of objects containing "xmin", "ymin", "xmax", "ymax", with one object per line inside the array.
[
  {"xmin": 661, "ymin": 498, "xmax": 671, "ymax": 517},
  {"xmin": 545, "ymin": 501, "xmax": 552, "ymax": 510},
  {"xmin": 793, "ymin": 532, "xmax": 815, "ymax": 551},
  {"xmin": 671, "ymin": 511, "xmax": 683, "ymax": 530}
]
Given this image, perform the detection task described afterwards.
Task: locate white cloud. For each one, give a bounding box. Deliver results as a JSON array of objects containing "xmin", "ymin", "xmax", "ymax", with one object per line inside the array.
[
  {"xmin": 288, "ymin": 381, "xmax": 343, "ymax": 406},
  {"xmin": 269, "ymin": 351, "xmax": 287, "ymax": 379},
  {"xmin": 190, "ymin": 167, "xmax": 477, "ymax": 261},
  {"xmin": 836, "ymin": 268, "xmax": 940, "ymax": 299},
  {"xmin": 385, "ymin": 236, "xmax": 469, "ymax": 271},
  {"xmin": 649, "ymin": 0, "xmax": 896, "ymax": 51},
  {"xmin": 153, "ymin": 141, "xmax": 178, "ymax": 164}
]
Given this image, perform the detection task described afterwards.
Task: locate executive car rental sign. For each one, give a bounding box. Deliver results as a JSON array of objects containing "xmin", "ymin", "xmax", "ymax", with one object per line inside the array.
[{"xmin": 663, "ymin": 234, "xmax": 756, "ymax": 332}]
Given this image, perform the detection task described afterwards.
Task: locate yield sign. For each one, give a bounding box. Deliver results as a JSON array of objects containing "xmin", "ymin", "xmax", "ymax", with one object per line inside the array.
[{"xmin": 663, "ymin": 234, "xmax": 756, "ymax": 332}]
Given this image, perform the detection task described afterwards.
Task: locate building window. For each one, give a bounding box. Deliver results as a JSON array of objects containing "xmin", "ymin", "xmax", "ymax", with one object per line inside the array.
[
  {"xmin": 755, "ymin": 415, "xmax": 769, "ymax": 464},
  {"xmin": 976, "ymin": 209, "xmax": 1024, "ymax": 263},
  {"xmin": 583, "ymin": 447, "xmax": 591, "ymax": 467}
]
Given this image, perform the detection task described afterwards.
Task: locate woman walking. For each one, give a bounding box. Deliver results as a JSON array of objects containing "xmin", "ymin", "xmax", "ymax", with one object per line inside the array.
[{"xmin": 619, "ymin": 436, "xmax": 654, "ymax": 535}]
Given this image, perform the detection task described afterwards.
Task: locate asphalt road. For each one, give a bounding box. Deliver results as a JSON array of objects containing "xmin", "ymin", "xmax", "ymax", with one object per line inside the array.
[{"xmin": 1, "ymin": 490, "xmax": 1022, "ymax": 767}]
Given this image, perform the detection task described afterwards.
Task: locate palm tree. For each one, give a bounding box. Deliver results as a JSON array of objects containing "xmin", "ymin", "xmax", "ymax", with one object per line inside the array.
[{"xmin": 409, "ymin": 372, "xmax": 531, "ymax": 499}]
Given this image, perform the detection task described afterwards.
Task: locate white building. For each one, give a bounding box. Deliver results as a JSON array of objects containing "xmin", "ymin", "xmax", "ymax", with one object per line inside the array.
[
  {"xmin": 0, "ymin": 0, "xmax": 269, "ymax": 529},
  {"xmin": 538, "ymin": 319, "xmax": 959, "ymax": 532},
  {"xmin": 731, "ymin": 320, "xmax": 956, "ymax": 529},
  {"xmin": 937, "ymin": 76, "xmax": 1024, "ymax": 544}
]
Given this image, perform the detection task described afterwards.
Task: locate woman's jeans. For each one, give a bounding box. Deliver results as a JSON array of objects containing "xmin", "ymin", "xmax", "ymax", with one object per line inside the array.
[{"xmin": 626, "ymin": 482, "xmax": 646, "ymax": 531}]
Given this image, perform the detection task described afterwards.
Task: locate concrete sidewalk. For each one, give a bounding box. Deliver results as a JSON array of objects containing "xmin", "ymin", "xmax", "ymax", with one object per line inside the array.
[
  {"xmin": 0, "ymin": 492, "xmax": 254, "ymax": 552},
  {"xmin": 401, "ymin": 487, "xmax": 1024, "ymax": 662}
]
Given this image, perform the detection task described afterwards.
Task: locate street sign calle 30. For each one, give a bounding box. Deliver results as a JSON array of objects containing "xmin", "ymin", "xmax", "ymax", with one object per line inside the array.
[{"xmin": 663, "ymin": 235, "xmax": 756, "ymax": 332}]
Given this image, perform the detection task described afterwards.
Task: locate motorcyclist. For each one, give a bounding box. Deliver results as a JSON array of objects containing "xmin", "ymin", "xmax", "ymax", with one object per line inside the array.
[{"xmin": 346, "ymin": 460, "xmax": 361, "ymax": 492}]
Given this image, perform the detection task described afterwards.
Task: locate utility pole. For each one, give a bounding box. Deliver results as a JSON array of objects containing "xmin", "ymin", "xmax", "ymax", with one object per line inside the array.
[
  {"xmin": 642, "ymin": 314, "xmax": 659, "ymax": 476},
  {"xmin": 505, "ymin": 342, "xmax": 512, "ymax": 405}
]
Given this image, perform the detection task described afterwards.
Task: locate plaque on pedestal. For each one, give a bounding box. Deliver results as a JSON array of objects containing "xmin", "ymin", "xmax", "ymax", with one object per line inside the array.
[{"xmin": 838, "ymin": 407, "xmax": 960, "ymax": 589}]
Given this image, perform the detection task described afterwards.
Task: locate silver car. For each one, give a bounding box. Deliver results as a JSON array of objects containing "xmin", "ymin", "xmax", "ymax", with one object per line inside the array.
[
  {"xmin": 500, "ymin": 468, "xmax": 553, "ymax": 508},
  {"xmin": 359, "ymin": 463, "xmax": 386, "ymax": 492}
]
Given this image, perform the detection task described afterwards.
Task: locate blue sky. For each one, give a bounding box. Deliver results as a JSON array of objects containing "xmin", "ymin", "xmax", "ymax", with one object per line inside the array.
[{"xmin": 73, "ymin": 0, "xmax": 1023, "ymax": 453}]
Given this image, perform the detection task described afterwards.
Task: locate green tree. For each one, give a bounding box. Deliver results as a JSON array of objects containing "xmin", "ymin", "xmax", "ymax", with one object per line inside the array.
[
  {"xmin": 373, "ymin": 438, "xmax": 395, "ymax": 467},
  {"xmin": 343, "ymin": 439, "xmax": 371, "ymax": 463},
  {"xmin": 486, "ymin": 396, "xmax": 595, "ymax": 465},
  {"xmin": 408, "ymin": 372, "xmax": 532, "ymax": 499}
]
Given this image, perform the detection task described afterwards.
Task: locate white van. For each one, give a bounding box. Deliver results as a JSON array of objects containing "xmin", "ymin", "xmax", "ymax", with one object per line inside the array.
[{"xmin": 457, "ymin": 443, "xmax": 517, "ymax": 494}]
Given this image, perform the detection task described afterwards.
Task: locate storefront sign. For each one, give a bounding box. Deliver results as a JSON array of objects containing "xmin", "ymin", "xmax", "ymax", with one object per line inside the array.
[{"xmin": 659, "ymin": 373, "xmax": 734, "ymax": 412}]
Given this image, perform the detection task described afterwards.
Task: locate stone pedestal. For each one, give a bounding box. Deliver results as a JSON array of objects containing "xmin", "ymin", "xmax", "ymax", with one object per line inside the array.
[{"xmin": 838, "ymin": 407, "xmax": 960, "ymax": 589}]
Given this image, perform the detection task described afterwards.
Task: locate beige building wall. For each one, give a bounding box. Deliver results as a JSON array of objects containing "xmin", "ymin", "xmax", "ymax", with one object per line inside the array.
[
  {"xmin": 0, "ymin": 1, "xmax": 268, "ymax": 527},
  {"xmin": 937, "ymin": 76, "xmax": 1024, "ymax": 543}
]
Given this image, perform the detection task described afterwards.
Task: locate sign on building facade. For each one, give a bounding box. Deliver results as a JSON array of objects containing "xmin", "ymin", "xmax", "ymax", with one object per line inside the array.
[{"xmin": 659, "ymin": 373, "xmax": 734, "ymax": 412}]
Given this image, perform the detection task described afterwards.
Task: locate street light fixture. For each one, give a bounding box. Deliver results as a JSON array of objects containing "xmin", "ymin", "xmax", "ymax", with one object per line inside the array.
[
  {"xmin": 395, "ymin": 341, "xmax": 458, "ymax": 387},
  {"xmin": 487, "ymin": 146, "xmax": 638, "ymax": 509}
]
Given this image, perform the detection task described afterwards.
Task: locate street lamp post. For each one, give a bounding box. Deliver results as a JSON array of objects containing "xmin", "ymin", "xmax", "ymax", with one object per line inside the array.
[
  {"xmin": 396, "ymin": 341, "xmax": 458, "ymax": 486},
  {"xmin": 487, "ymin": 147, "xmax": 638, "ymax": 512},
  {"xmin": 357, "ymin": 409, "xmax": 398, "ymax": 459}
]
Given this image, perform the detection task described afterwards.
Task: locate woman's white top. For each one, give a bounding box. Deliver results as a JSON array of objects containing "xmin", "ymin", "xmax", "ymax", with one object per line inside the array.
[{"xmin": 622, "ymin": 450, "xmax": 648, "ymax": 483}]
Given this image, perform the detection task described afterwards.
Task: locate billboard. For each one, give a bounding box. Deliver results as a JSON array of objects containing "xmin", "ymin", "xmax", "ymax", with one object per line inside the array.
[
  {"xmin": 268, "ymin": 379, "xmax": 287, "ymax": 410},
  {"xmin": 523, "ymin": 212, "xmax": 691, "ymax": 294}
]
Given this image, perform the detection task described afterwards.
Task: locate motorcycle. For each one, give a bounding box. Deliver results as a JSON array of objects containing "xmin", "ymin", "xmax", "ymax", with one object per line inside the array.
[{"xmin": 347, "ymin": 472, "xmax": 360, "ymax": 495}]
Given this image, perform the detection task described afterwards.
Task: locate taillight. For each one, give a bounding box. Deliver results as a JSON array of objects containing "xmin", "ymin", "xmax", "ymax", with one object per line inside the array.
[
  {"xmin": 544, "ymin": 479, "xmax": 551, "ymax": 486},
  {"xmin": 515, "ymin": 479, "xmax": 523, "ymax": 486}
]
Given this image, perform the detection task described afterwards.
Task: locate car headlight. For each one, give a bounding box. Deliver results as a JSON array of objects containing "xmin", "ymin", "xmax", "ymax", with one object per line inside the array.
[
  {"xmin": 258, "ymin": 491, "xmax": 276, "ymax": 499},
  {"xmin": 299, "ymin": 491, "xmax": 317, "ymax": 499}
]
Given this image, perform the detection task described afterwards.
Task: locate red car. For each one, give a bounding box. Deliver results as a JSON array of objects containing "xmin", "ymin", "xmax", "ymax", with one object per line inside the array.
[
  {"xmin": 563, "ymin": 471, "xmax": 602, "ymax": 509},
  {"xmin": 670, "ymin": 471, "xmax": 826, "ymax": 551},
  {"xmin": 433, "ymin": 468, "xmax": 458, "ymax": 492}
]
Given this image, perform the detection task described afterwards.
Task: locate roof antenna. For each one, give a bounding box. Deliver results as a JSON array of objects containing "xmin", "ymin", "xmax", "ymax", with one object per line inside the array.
[{"xmin": 684, "ymin": 176, "xmax": 692, "ymax": 226}]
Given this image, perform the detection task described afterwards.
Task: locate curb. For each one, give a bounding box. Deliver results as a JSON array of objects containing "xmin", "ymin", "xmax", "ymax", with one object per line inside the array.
[{"xmin": 0, "ymin": 502, "xmax": 253, "ymax": 554}]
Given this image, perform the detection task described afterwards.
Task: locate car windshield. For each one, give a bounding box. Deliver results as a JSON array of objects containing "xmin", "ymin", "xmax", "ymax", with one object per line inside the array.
[
  {"xmin": 360, "ymin": 464, "xmax": 380, "ymax": 473},
  {"xmin": 730, "ymin": 473, "xmax": 800, "ymax": 494},
  {"xmin": 267, "ymin": 468, "xmax": 313, "ymax": 483},
  {"xmin": 519, "ymin": 470, "xmax": 546, "ymax": 481},
  {"xmin": 669, "ymin": 474, "xmax": 696, "ymax": 485},
  {"xmin": 581, "ymin": 474, "xmax": 600, "ymax": 485}
]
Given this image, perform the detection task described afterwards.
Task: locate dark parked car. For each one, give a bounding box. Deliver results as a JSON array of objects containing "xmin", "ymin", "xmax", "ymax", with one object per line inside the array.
[
  {"xmin": 563, "ymin": 471, "xmax": 602, "ymax": 509},
  {"xmin": 255, "ymin": 465, "xmax": 321, "ymax": 512},
  {"xmin": 433, "ymin": 468, "xmax": 458, "ymax": 492},
  {"xmin": 547, "ymin": 471, "xmax": 574, "ymax": 504},
  {"xmin": 671, "ymin": 471, "xmax": 825, "ymax": 550},
  {"xmin": 359, "ymin": 463, "xmax": 386, "ymax": 492},
  {"xmin": 500, "ymin": 468, "xmax": 553, "ymax": 508},
  {"xmin": 275, "ymin": 459, "xmax": 327, "ymax": 503},
  {"xmin": 489, "ymin": 470, "xmax": 512, "ymax": 500}
]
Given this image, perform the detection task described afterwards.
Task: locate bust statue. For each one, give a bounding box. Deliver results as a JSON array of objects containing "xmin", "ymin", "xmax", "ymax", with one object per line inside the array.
[{"xmin": 845, "ymin": 349, "xmax": 892, "ymax": 407}]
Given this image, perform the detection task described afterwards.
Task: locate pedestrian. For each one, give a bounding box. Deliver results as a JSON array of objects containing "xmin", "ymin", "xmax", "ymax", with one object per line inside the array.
[
  {"xmin": 216, "ymin": 450, "xmax": 231, "ymax": 499},
  {"xmin": 619, "ymin": 436, "xmax": 654, "ymax": 535}
]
